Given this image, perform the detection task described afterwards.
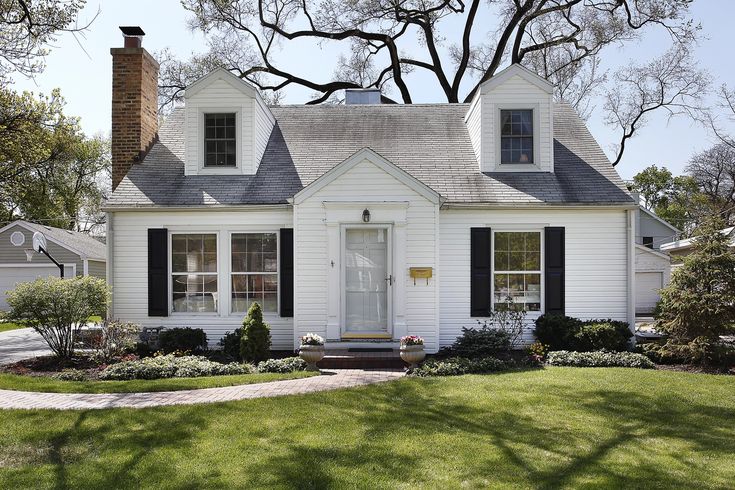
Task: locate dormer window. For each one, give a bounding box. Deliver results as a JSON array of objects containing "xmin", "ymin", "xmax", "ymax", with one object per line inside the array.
[
  {"xmin": 500, "ymin": 109, "xmax": 533, "ymax": 164},
  {"xmin": 204, "ymin": 113, "xmax": 236, "ymax": 167}
]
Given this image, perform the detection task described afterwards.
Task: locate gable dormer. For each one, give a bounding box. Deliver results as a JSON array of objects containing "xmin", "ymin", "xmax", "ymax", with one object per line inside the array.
[
  {"xmin": 465, "ymin": 64, "xmax": 554, "ymax": 173},
  {"xmin": 184, "ymin": 68, "xmax": 275, "ymax": 176}
]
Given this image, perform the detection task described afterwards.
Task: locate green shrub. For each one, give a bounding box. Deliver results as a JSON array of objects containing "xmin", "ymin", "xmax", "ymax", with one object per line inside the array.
[
  {"xmin": 240, "ymin": 303, "xmax": 271, "ymax": 363},
  {"xmin": 219, "ymin": 328, "xmax": 243, "ymax": 361},
  {"xmin": 410, "ymin": 356, "xmax": 514, "ymax": 377},
  {"xmin": 535, "ymin": 315, "xmax": 632, "ymax": 352},
  {"xmin": 6, "ymin": 276, "xmax": 110, "ymax": 359},
  {"xmin": 534, "ymin": 315, "xmax": 583, "ymax": 350},
  {"xmin": 256, "ymin": 357, "xmax": 307, "ymax": 373},
  {"xmin": 641, "ymin": 338, "xmax": 735, "ymax": 368},
  {"xmin": 573, "ymin": 321, "xmax": 632, "ymax": 352},
  {"xmin": 54, "ymin": 369, "xmax": 87, "ymax": 381},
  {"xmin": 439, "ymin": 324, "xmax": 512, "ymax": 358},
  {"xmin": 546, "ymin": 350, "xmax": 654, "ymax": 369},
  {"xmin": 99, "ymin": 354, "xmax": 253, "ymax": 380},
  {"xmin": 657, "ymin": 218, "xmax": 735, "ymax": 342},
  {"xmin": 158, "ymin": 328, "xmax": 207, "ymax": 354},
  {"xmin": 93, "ymin": 321, "xmax": 140, "ymax": 362}
]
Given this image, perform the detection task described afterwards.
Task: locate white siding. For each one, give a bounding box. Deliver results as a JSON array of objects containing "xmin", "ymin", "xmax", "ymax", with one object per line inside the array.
[
  {"xmin": 465, "ymin": 95, "xmax": 482, "ymax": 165},
  {"xmin": 185, "ymin": 77, "xmax": 274, "ymax": 176},
  {"xmin": 110, "ymin": 209, "xmax": 294, "ymax": 349},
  {"xmin": 294, "ymin": 159, "xmax": 440, "ymax": 351},
  {"xmin": 254, "ymin": 95, "xmax": 275, "ymax": 166},
  {"xmin": 480, "ymin": 74, "xmax": 554, "ymax": 172},
  {"xmin": 439, "ymin": 208, "xmax": 629, "ymax": 347}
]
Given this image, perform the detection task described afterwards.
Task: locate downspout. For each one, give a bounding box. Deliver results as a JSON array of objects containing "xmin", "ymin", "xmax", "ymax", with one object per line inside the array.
[
  {"xmin": 106, "ymin": 212, "xmax": 114, "ymax": 320},
  {"xmin": 627, "ymin": 209, "xmax": 636, "ymax": 341}
]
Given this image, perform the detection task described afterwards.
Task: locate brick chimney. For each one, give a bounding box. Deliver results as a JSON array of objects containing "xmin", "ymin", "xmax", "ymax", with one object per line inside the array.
[{"xmin": 110, "ymin": 26, "xmax": 159, "ymax": 190}]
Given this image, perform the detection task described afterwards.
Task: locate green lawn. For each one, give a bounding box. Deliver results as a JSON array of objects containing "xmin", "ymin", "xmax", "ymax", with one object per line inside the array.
[
  {"xmin": 0, "ymin": 322, "xmax": 25, "ymax": 333},
  {"xmin": 0, "ymin": 371, "xmax": 315, "ymax": 394},
  {"xmin": 0, "ymin": 367, "xmax": 733, "ymax": 489}
]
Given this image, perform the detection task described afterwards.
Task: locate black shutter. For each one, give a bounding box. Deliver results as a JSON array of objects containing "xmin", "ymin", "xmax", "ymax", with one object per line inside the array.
[
  {"xmin": 545, "ymin": 227, "xmax": 565, "ymax": 315},
  {"xmin": 148, "ymin": 228, "xmax": 168, "ymax": 317},
  {"xmin": 280, "ymin": 228, "xmax": 294, "ymax": 317},
  {"xmin": 470, "ymin": 227, "xmax": 492, "ymax": 317}
]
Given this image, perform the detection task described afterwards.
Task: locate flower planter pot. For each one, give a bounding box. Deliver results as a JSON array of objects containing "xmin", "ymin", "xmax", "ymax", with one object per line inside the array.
[
  {"xmin": 400, "ymin": 344, "xmax": 426, "ymax": 369},
  {"xmin": 299, "ymin": 344, "xmax": 325, "ymax": 371}
]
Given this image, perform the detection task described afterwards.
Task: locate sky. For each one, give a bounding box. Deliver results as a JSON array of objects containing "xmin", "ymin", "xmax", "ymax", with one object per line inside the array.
[{"xmin": 10, "ymin": 0, "xmax": 735, "ymax": 181}]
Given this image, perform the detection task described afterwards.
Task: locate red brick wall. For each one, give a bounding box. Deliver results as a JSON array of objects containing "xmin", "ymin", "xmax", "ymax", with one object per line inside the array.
[{"xmin": 110, "ymin": 47, "xmax": 159, "ymax": 190}]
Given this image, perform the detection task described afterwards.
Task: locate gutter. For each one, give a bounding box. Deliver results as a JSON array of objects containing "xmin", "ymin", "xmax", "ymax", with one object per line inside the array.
[
  {"xmin": 441, "ymin": 202, "xmax": 638, "ymax": 210},
  {"xmin": 101, "ymin": 203, "xmax": 293, "ymax": 212}
]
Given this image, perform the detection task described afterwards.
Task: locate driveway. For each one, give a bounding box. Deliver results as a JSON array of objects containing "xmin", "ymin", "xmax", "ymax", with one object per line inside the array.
[{"xmin": 0, "ymin": 327, "xmax": 50, "ymax": 365}]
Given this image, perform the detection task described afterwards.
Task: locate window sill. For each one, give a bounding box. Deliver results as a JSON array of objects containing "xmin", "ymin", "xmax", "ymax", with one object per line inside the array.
[
  {"xmin": 493, "ymin": 163, "xmax": 544, "ymax": 173},
  {"xmin": 196, "ymin": 166, "xmax": 241, "ymax": 175}
]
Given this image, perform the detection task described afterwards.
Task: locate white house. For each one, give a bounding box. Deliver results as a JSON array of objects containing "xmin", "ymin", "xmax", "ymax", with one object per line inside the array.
[
  {"xmin": 104, "ymin": 28, "xmax": 637, "ymax": 352},
  {"xmin": 633, "ymin": 203, "xmax": 678, "ymax": 315}
]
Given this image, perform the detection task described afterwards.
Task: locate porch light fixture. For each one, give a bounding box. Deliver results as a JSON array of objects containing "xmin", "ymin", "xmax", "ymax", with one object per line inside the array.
[{"xmin": 362, "ymin": 209, "xmax": 370, "ymax": 223}]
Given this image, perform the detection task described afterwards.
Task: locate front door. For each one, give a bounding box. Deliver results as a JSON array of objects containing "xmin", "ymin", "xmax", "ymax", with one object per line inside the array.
[{"xmin": 343, "ymin": 227, "xmax": 391, "ymax": 337}]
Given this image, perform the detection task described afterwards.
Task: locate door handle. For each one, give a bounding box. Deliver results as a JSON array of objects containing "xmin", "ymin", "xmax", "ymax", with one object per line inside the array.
[{"xmin": 385, "ymin": 275, "xmax": 393, "ymax": 286}]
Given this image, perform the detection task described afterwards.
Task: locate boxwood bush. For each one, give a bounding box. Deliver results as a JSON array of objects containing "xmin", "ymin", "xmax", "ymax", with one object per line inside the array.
[
  {"xmin": 99, "ymin": 354, "xmax": 253, "ymax": 380},
  {"xmin": 438, "ymin": 325, "xmax": 512, "ymax": 358},
  {"xmin": 158, "ymin": 328, "xmax": 208, "ymax": 354},
  {"xmin": 546, "ymin": 350, "xmax": 655, "ymax": 369},
  {"xmin": 534, "ymin": 315, "xmax": 632, "ymax": 352},
  {"xmin": 409, "ymin": 356, "xmax": 514, "ymax": 377}
]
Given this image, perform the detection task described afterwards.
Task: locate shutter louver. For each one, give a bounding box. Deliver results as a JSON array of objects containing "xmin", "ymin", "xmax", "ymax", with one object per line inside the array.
[
  {"xmin": 470, "ymin": 227, "xmax": 492, "ymax": 317},
  {"xmin": 545, "ymin": 227, "xmax": 565, "ymax": 315},
  {"xmin": 280, "ymin": 228, "xmax": 294, "ymax": 317},
  {"xmin": 148, "ymin": 228, "xmax": 168, "ymax": 317}
]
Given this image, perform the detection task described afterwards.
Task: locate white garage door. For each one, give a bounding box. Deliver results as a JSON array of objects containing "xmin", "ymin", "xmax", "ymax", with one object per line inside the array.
[
  {"xmin": 636, "ymin": 271, "xmax": 664, "ymax": 315},
  {"xmin": 0, "ymin": 266, "xmax": 64, "ymax": 311}
]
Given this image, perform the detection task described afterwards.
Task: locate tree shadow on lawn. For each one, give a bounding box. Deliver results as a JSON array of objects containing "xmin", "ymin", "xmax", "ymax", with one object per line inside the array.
[{"xmin": 2, "ymin": 406, "xmax": 216, "ymax": 489}]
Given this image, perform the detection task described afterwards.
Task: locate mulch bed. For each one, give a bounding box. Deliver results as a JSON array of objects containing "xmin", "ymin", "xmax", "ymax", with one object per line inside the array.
[
  {"xmin": 1, "ymin": 355, "xmax": 108, "ymax": 380},
  {"xmin": 654, "ymin": 363, "xmax": 735, "ymax": 375}
]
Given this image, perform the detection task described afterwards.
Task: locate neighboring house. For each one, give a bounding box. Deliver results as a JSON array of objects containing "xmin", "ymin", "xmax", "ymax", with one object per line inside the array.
[
  {"xmin": 660, "ymin": 226, "xmax": 735, "ymax": 266},
  {"xmin": 0, "ymin": 220, "xmax": 107, "ymax": 311},
  {"xmin": 633, "ymin": 201, "xmax": 679, "ymax": 315},
  {"xmin": 103, "ymin": 28, "xmax": 638, "ymax": 352}
]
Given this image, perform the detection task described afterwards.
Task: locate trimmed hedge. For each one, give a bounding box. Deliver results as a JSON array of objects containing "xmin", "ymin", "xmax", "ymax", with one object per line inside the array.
[
  {"xmin": 409, "ymin": 356, "xmax": 514, "ymax": 377},
  {"xmin": 99, "ymin": 354, "xmax": 253, "ymax": 380},
  {"xmin": 256, "ymin": 357, "xmax": 307, "ymax": 373},
  {"xmin": 546, "ymin": 350, "xmax": 655, "ymax": 369},
  {"xmin": 534, "ymin": 315, "xmax": 632, "ymax": 352},
  {"xmin": 158, "ymin": 328, "xmax": 207, "ymax": 354}
]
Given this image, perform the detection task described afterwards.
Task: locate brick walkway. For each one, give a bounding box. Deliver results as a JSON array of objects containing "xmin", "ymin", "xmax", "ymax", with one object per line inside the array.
[{"xmin": 0, "ymin": 369, "xmax": 404, "ymax": 410}]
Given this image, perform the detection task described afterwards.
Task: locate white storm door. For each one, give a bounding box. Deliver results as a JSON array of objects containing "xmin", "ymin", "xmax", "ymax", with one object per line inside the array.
[{"xmin": 343, "ymin": 227, "xmax": 390, "ymax": 334}]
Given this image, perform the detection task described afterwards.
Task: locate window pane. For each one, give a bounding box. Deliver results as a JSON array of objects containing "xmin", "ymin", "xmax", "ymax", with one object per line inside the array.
[
  {"xmin": 494, "ymin": 232, "xmax": 540, "ymax": 272},
  {"xmin": 171, "ymin": 273, "xmax": 217, "ymax": 313},
  {"xmin": 204, "ymin": 113, "xmax": 236, "ymax": 167}
]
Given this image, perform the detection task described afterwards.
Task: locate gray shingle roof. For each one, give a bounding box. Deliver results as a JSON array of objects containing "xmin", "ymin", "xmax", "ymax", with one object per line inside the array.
[
  {"xmin": 106, "ymin": 103, "xmax": 633, "ymax": 207},
  {"xmin": 19, "ymin": 220, "xmax": 106, "ymax": 260}
]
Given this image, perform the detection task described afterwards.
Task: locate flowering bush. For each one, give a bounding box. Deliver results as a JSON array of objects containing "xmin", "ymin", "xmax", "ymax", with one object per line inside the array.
[
  {"xmin": 92, "ymin": 321, "xmax": 140, "ymax": 362},
  {"xmin": 256, "ymin": 357, "xmax": 307, "ymax": 373},
  {"xmin": 409, "ymin": 356, "xmax": 513, "ymax": 377},
  {"xmin": 546, "ymin": 350, "xmax": 654, "ymax": 369},
  {"xmin": 99, "ymin": 354, "xmax": 254, "ymax": 380},
  {"xmin": 527, "ymin": 341, "xmax": 549, "ymax": 363},
  {"xmin": 300, "ymin": 333, "xmax": 325, "ymax": 346},
  {"xmin": 400, "ymin": 335, "xmax": 424, "ymax": 346}
]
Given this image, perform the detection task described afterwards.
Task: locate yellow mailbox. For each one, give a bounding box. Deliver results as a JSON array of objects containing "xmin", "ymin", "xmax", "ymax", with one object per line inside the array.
[{"xmin": 409, "ymin": 267, "xmax": 433, "ymax": 285}]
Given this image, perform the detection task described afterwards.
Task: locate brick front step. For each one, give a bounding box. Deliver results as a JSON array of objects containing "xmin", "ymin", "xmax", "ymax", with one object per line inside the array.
[{"xmin": 317, "ymin": 349, "xmax": 406, "ymax": 369}]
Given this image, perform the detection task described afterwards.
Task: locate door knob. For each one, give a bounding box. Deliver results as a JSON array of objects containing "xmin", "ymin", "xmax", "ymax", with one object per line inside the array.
[{"xmin": 385, "ymin": 275, "xmax": 393, "ymax": 286}]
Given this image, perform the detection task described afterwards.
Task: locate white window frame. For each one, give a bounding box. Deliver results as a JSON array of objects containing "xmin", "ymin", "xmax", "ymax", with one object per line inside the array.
[
  {"xmin": 169, "ymin": 232, "xmax": 220, "ymax": 316},
  {"xmin": 494, "ymin": 103, "xmax": 541, "ymax": 172},
  {"xmin": 491, "ymin": 229, "xmax": 544, "ymax": 315},
  {"xmin": 229, "ymin": 231, "xmax": 280, "ymax": 316},
  {"xmin": 197, "ymin": 108, "xmax": 241, "ymax": 175}
]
